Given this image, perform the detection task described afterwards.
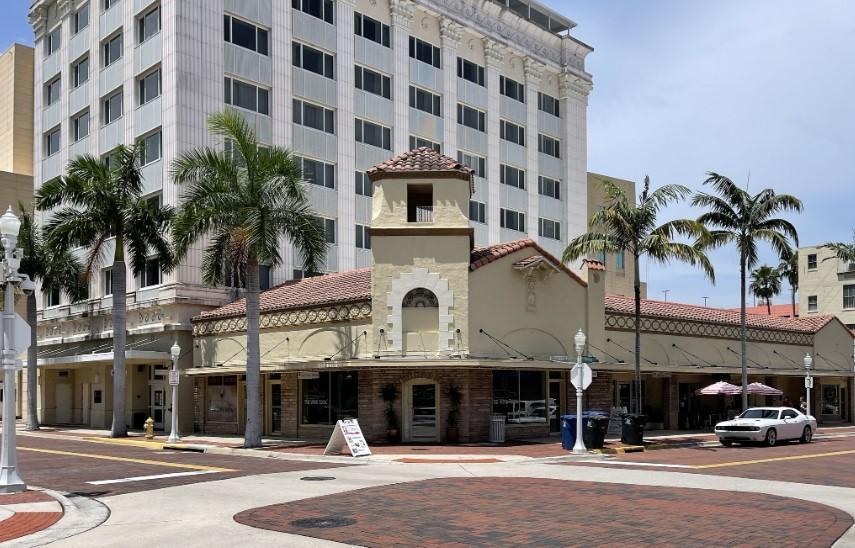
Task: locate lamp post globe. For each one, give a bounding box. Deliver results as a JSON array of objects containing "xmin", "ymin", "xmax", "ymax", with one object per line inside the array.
[
  {"xmin": 0, "ymin": 207, "xmax": 21, "ymax": 240},
  {"xmin": 167, "ymin": 341, "xmax": 181, "ymax": 443},
  {"xmin": 574, "ymin": 329, "xmax": 586, "ymax": 356}
]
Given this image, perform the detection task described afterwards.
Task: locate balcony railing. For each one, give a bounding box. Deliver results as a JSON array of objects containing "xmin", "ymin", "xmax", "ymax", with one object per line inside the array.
[{"xmin": 414, "ymin": 205, "xmax": 433, "ymax": 223}]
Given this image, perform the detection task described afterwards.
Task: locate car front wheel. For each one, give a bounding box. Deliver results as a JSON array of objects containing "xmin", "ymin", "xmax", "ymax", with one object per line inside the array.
[
  {"xmin": 800, "ymin": 426, "xmax": 812, "ymax": 444},
  {"xmin": 765, "ymin": 428, "xmax": 777, "ymax": 447}
]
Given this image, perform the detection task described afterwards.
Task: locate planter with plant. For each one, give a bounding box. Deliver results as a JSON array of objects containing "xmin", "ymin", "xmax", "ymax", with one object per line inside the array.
[
  {"xmin": 381, "ymin": 383, "xmax": 399, "ymax": 442},
  {"xmin": 446, "ymin": 384, "xmax": 462, "ymax": 443}
]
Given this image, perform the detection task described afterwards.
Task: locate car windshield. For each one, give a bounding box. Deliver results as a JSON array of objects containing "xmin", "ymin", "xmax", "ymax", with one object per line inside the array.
[{"xmin": 739, "ymin": 409, "xmax": 778, "ymax": 419}]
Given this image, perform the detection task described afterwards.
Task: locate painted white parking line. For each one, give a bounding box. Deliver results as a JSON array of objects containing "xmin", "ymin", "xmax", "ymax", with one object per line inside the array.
[
  {"xmin": 87, "ymin": 470, "xmax": 220, "ymax": 485},
  {"xmin": 582, "ymin": 460, "xmax": 694, "ymax": 469}
]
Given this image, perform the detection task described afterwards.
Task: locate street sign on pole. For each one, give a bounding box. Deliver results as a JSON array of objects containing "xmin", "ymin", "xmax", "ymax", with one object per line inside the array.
[
  {"xmin": 169, "ymin": 370, "xmax": 180, "ymax": 386},
  {"xmin": 570, "ymin": 363, "xmax": 593, "ymax": 390},
  {"xmin": 13, "ymin": 313, "xmax": 29, "ymax": 355},
  {"xmin": 804, "ymin": 377, "xmax": 813, "ymax": 389}
]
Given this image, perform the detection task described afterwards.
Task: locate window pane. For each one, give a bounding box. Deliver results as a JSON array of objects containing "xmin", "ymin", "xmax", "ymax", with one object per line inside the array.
[
  {"xmin": 230, "ymin": 18, "xmax": 257, "ymax": 51},
  {"xmin": 232, "ymin": 80, "xmax": 257, "ymax": 111}
]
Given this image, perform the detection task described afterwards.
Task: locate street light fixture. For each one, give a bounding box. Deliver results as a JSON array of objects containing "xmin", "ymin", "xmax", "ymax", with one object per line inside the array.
[
  {"xmin": 0, "ymin": 206, "xmax": 30, "ymax": 493},
  {"xmin": 167, "ymin": 340, "xmax": 181, "ymax": 443},
  {"xmin": 572, "ymin": 329, "xmax": 588, "ymax": 454},
  {"xmin": 804, "ymin": 353, "xmax": 813, "ymax": 417}
]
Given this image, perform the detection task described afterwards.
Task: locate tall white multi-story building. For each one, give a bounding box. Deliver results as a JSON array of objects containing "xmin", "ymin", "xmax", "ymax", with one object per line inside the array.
[{"xmin": 28, "ymin": 0, "xmax": 592, "ymax": 431}]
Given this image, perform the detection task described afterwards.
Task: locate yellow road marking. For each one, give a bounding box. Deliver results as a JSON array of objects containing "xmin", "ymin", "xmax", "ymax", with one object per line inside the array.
[
  {"xmin": 692, "ymin": 449, "xmax": 855, "ymax": 469},
  {"xmin": 19, "ymin": 447, "xmax": 235, "ymax": 472}
]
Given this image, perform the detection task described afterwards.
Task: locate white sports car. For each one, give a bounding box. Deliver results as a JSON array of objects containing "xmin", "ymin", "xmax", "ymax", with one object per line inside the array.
[{"xmin": 714, "ymin": 407, "xmax": 817, "ymax": 447}]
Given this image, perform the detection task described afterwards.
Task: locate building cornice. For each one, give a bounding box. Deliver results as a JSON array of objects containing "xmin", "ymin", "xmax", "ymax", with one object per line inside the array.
[
  {"xmin": 28, "ymin": 4, "xmax": 47, "ymax": 40},
  {"xmin": 193, "ymin": 301, "xmax": 373, "ymax": 336}
]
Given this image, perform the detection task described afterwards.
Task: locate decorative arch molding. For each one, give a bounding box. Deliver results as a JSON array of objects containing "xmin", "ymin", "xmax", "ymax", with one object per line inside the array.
[{"xmin": 387, "ymin": 268, "xmax": 454, "ymax": 352}]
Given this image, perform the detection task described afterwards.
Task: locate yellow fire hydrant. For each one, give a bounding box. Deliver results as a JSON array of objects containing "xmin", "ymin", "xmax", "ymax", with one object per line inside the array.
[{"xmin": 144, "ymin": 417, "xmax": 155, "ymax": 439}]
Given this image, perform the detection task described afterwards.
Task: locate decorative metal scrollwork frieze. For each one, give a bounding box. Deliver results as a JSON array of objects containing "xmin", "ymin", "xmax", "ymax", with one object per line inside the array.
[{"xmin": 193, "ymin": 301, "xmax": 372, "ymax": 336}]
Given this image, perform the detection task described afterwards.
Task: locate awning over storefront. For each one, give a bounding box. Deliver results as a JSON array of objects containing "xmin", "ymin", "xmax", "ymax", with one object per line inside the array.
[{"xmin": 37, "ymin": 336, "xmax": 173, "ymax": 367}]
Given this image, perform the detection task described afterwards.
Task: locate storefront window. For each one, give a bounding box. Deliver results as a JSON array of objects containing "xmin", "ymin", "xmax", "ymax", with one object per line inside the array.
[
  {"xmin": 492, "ymin": 370, "xmax": 546, "ymax": 423},
  {"xmin": 301, "ymin": 372, "xmax": 358, "ymax": 425},
  {"xmin": 206, "ymin": 376, "xmax": 238, "ymax": 423},
  {"xmin": 822, "ymin": 384, "xmax": 841, "ymax": 417}
]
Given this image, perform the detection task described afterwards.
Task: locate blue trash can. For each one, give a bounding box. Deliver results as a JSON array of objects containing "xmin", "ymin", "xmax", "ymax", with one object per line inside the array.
[
  {"xmin": 561, "ymin": 414, "xmax": 577, "ymax": 449},
  {"xmin": 563, "ymin": 412, "xmax": 609, "ymax": 450}
]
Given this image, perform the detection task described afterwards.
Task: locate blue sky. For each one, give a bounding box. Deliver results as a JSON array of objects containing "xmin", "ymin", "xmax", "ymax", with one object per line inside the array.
[{"xmin": 4, "ymin": 1, "xmax": 853, "ymax": 308}]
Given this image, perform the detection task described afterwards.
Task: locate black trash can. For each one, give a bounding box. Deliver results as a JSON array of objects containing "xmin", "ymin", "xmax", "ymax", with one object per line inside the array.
[
  {"xmin": 583, "ymin": 414, "xmax": 610, "ymax": 449},
  {"xmin": 621, "ymin": 414, "xmax": 647, "ymax": 445}
]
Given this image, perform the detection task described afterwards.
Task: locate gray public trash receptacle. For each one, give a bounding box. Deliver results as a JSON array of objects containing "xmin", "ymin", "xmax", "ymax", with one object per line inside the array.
[{"xmin": 490, "ymin": 413, "xmax": 506, "ymax": 443}]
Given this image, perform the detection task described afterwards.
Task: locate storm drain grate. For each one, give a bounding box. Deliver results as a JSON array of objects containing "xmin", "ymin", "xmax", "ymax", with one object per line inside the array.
[
  {"xmin": 290, "ymin": 517, "xmax": 356, "ymax": 529},
  {"xmin": 300, "ymin": 476, "xmax": 337, "ymax": 481}
]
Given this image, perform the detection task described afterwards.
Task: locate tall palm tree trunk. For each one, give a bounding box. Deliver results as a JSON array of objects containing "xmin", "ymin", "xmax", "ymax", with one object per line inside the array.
[
  {"xmin": 25, "ymin": 293, "xmax": 39, "ymax": 430},
  {"xmin": 740, "ymin": 255, "xmax": 748, "ymax": 412},
  {"xmin": 634, "ymin": 252, "xmax": 642, "ymax": 415},
  {"xmin": 766, "ymin": 298, "xmax": 771, "ymax": 315},
  {"xmin": 243, "ymin": 256, "xmax": 262, "ymax": 448},
  {"xmin": 111, "ymin": 241, "xmax": 128, "ymax": 437},
  {"xmin": 791, "ymin": 287, "xmax": 796, "ymax": 318}
]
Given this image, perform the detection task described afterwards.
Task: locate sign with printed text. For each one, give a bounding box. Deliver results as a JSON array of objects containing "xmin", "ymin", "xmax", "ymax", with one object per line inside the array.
[
  {"xmin": 805, "ymin": 377, "xmax": 814, "ymax": 389},
  {"xmin": 324, "ymin": 419, "xmax": 371, "ymax": 457},
  {"xmin": 169, "ymin": 370, "xmax": 180, "ymax": 386}
]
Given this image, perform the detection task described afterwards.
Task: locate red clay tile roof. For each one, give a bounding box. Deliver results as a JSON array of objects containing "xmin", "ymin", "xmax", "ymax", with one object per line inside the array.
[
  {"xmin": 197, "ymin": 268, "xmax": 372, "ymax": 320},
  {"xmin": 367, "ymin": 147, "xmax": 474, "ymax": 188},
  {"xmin": 726, "ymin": 303, "xmax": 798, "ymax": 318},
  {"xmin": 605, "ymin": 295, "xmax": 835, "ymax": 334},
  {"xmin": 583, "ymin": 259, "xmax": 606, "ymax": 271},
  {"xmin": 470, "ymin": 239, "xmax": 586, "ymax": 286}
]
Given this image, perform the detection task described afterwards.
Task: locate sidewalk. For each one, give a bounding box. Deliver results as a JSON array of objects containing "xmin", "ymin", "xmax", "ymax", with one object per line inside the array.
[{"xmin": 0, "ymin": 490, "xmax": 63, "ymax": 545}]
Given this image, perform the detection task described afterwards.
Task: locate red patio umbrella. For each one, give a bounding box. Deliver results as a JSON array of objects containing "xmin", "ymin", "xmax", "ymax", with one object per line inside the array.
[
  {"xmin": 745, "ymin": 382, "xmax": 783, "ymax": 396},
  {"xmin": 695, "ymin": 381, "xmax": 741, "ymax": 395}
]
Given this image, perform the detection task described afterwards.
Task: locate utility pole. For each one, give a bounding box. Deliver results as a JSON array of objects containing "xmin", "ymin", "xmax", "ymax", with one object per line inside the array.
[
  {"xmin": 703, "ymin": 296, "xmax": 709, "ymax": 307},
  {"xmin": 662, "ymin": 290, "xmax": 670, "ymax": 302}
]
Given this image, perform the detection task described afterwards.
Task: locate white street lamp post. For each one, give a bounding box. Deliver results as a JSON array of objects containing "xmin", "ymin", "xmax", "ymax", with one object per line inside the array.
[
  {"xmin": 0, "ymin": 206, "xmax": 33, "ymax": 493},
  {"xmin": 804, "ymin": 353, "xmax": 813, "ymax": 417},
  {"xmin": 167, "ymin": 340, "xmax": 181, "ymax": 443},
  {"xmin": 572, "ymin": 329, "xmax": 588, "ymax": 454}
]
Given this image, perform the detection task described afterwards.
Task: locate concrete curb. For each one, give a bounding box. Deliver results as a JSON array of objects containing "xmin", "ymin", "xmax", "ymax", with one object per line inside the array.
[{"xmin": 4, "ymin": 489, "xmax": 110, "ymax": 548}]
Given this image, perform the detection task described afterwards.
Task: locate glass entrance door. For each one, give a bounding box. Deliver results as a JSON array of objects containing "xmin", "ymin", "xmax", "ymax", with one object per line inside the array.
[
  {"xmin": 548, "ymin": 380, "xmax": 561, "ymax": 433},
  {"xmin": 410, "ymin": 382, "xmax": 438, "ymax": 441},
  {"xmin": 266, "ymin": 381, "xmax": 283, "ymax": 435}
]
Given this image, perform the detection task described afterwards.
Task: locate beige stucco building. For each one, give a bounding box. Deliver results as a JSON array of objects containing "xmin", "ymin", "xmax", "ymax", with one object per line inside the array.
[
  {"xmin": 186, "ymin": 149, "xmax": 853, "ymax": 442},
  {"xmin": 800, "ymin": 245, "xmax": 855, "ymax": 330}
]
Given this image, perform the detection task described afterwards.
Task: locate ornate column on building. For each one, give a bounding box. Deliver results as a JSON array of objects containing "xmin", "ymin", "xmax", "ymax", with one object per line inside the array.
[
  {"xmin": 57, "ymin": 0, "xmax": 73, "ymax": 174},
  {"xmin": 440, "ymin": 18, "xmax": 462, "ymax": 155},
  {"xmin": 559, "ymin": 69, "xmax": 592, "ymax": 248},
  {"xmin": 483, "ymin": 38, "xmax": 503, "ymax": 245},
  {"xmin": 390, "ymin": 0, "xmax": 414, "ymax": 154},
  {"xmin": 336, "ymin": 0, "xmax": 357, "ymax": 271},
  {"xmin": 524, "ymin": 59, "xmax": 544, "ymax": 242},
  {"xmin": 27, "ymin": 6, "xmax": 47, "ymax": 191}
]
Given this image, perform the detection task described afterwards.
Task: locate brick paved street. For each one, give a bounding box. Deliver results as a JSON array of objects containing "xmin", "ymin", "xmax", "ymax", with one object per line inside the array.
[{"xmin": 234, "ymin": 477, "xmax": 853, "ymax": 547}]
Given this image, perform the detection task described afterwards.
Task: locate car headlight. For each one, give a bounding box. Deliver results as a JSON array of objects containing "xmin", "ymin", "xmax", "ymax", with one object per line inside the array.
[{"xmin": 750, "ymin": 427, "xmax": 760, "ymax": 431}]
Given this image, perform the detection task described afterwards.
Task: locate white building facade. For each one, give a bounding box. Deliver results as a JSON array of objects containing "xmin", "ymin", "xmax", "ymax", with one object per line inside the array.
[{"xmin": 27, "ymin": 0, "xmax": 592, "ymax": 430}]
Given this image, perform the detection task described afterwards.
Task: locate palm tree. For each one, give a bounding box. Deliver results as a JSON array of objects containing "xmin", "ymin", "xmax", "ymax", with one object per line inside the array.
[
  {"xmin": 822, "ymin": 229, "xmax": 855, "ymax": 263},
  {"xmin": 777, "ymin": 249, "xmax": 798, "ymax": 318},
  {"xmin": 17, "ymin": 205, "xmax": 86, "ymax": 430},
  {"xmin": 34, "ymin": 145, "xmax": 174, "ymax": 437},
  {"xmin": 171, "ymin": 111, "xmax": 325, "ymax": 448},
  {"xmin": 692, "ymin": 173, "xmax": 802, "ymax": 411},
  {"xmin": 564, "ymin": 176, "xmax": 714, "ymax": 416},
  {"xmin": 749, "ymin": 265, "xmax": 782, "ymax": 315}
]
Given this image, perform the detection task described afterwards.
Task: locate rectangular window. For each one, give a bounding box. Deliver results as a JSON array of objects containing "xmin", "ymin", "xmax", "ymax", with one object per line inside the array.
[
  {"xmin": 499, "ymin": 75, "xmax": 525, "ymax": 102},
  {"xmin": 355, "ymin": 171, "xmax": 373, "ymax": 197},
  {"xmin": 72, "ymin": 110, "xmax": 90, "ymax": 142},
  {"xmin": 492, "ymin": 370, "xmax": 546, "ymax": 424},
  {"xmin": 808, "ymin": 295, "xmax": 818, "ymax": 312},
  {"xmin": 45, "ymin": 77, "xmax": 61, "ymax": 106},
  {"xmin": 538, "ymin": 217, "xmax": 560, "ymax": 240},
  {"xmin": 409, "ymin": 85, "xmax": 441, "ymax": 116},
  {"xmin": 104, "ymin": 0, "xmax": 118, "ymax": 9},
  {"xmin": 102, "ymin": 268, "xmax": 112, "ymax": 296},
  {"xmin": 354, "ymin": 66, "xmax": 391, "ymax": 99},
  {"xmin": 138, "ymin": 6, "xmax": 160, "ymax": 43},
  {"xmin": 500, "ymin": 208, "xmax": 526, "ymax": 232},
  {"xmin": 224, "ymin": 77, "xmax": 270, "ymax": 115},
  {"xmin": 538, "ymin": 134, "xmax": 561, "ymax": 158},
  {"xmin": 500, "ymin": 120, "xmax": 526, "ymax": 146},
  {"xmin": 292, "ymin": 42, "xmax": 334, "ymax": 79},
  {"xmin": 224, "ymin": 15, "xmax": 269, "ymax": 55},
  {"xmin": 616, "ymin": 251, "xmax": 625, "ymax": 271},
  {"xmin": 409, "ymin": 36, "xmax": 441, "ymax": 68},
  {"xmin": 312, "ymin": 217, "xmax": 337, "ymax": 244},
  {"xmin": 72, "ymin": 56, "xmax": 89, "ymax": 87},
  {"xmin": 44, "ymin": 286, "xmax": 61, "ymax": 308},
  {"xmin": 457, "ymin": 151, "xmax": 486, "ymax": 178},
  {"xmin": 807, "ymin": 254, "xmax": 818, "ymax": 270},
  {"xmin": 500, "ymin": 164, "xmax": 525, "ymax": 190},
  {"xmin": 44, "ymin": 128, "xmax": 61, "ymax": 157},
  {"xmin": 138, "ymin": 69, "xmax": 161, "ymax": 105},
  {"xmin": 301, "ymin": 371, "xmax": 358, "ymax": 425},
  {"xmin": 102, "ymin": 90, "xmax": 123, "ymax": 125},
  {"xmin": 457, "ymin": 103, "xmax": 486, "ymax": 132},
  {"xmin": 46, "ymin": 27, "xmax": 61, "ymax": 57},
  {"xmin": 293, "ymin": 0, "xmax": 334, "ymax": 24},
  {"xmin": 140, "ymin": 257, "xmax": 161, "ymax": 287},
  {"xmin": 297, "ymin": 156, "xmax": 335, "ymax": 189},
  {"xmin": 409, "ymin": 136, "xmax": 441, "ymax": 153},
  {"xmin": 73, "ymin": 4, "xmax": 90, "ymax": 34},
  {"xmin": 844, "ymin": 285, "xmax": 855, "ymax": 309},
  {"xmin": 355, "ymin": 118, "xmax": 391, "ymax": 150},
  {"xmin": 139, "ymin": 131, "xmax": 162, "ymax": 165},
  {"xmin": 538, "ymin": 176, "xmax": 560, "ymax": 199},
  {"xmin": 292, "ymin": 99, "xmax": 335, "ymax": 134},
  {"xmin": 354, "ymin": 12, "xmax": 389, "ymax": 47},
  {"xmin": 538, "ymin": 92, "xmax": 560, "ymax": 117},
  {"xmin": 355, "ymin": 224, "xmax": 371, "ymax": 249},
  {"xmin": 469, "ymin": 200, "xmax": 486, "ymax": 224},
  {"xmin": 457, "ymin": 57, "xmax": 485, "ymax": 86},
  {"xmin": 103, "ymin": 33, "xmax": 122, "ymax": 67}
]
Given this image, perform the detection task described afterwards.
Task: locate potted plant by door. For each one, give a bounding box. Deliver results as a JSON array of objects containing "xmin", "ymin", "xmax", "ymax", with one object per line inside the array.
[
  {"xmin": 381, "ymin": 383, "xmax": 399, "ymax": 442},
  {"xmin": 446, "ymin": 384, "xmax": 462, "ymax": 443}
]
